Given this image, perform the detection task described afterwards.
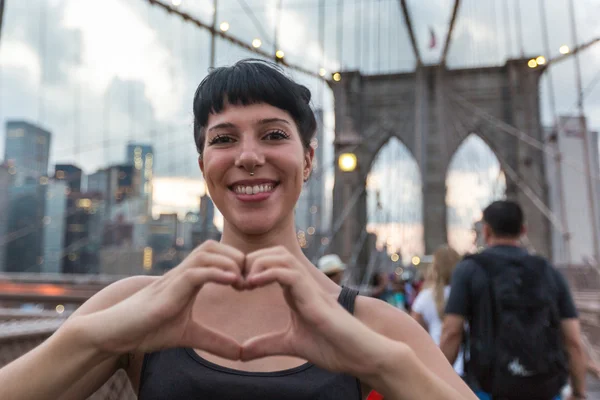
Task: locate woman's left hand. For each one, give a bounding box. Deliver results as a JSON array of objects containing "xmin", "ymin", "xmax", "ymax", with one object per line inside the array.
[{"xmin": 239, "ymin": 246, "xmax": 400, "ymax": 378}]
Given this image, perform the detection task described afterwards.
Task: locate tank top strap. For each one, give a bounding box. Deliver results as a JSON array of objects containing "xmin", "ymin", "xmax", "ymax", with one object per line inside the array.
[{"xmin": 337, "ymin": 286, "xmax": 359, "ymax": 314}]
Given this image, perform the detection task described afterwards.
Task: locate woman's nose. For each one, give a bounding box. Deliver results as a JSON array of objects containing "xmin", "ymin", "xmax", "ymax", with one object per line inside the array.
[{"xmin": 235, "ymin": 139, "xmax": 265, "ymax": 173}]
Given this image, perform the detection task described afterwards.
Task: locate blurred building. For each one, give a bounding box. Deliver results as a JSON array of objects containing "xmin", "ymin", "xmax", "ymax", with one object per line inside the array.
[
  {"xmin": 295, "ymin": 109, "xmax": 325, "ymax": 231},
  {"xmin": 545, "ymin": 115, "xmax": 600, "ymax": 265},
  {"xmin": 148, "ymin": 213, "xmax": 179, "ymax": 270},
  {"xmin": 63, "ymin": 192, "xmax": 105, "ymax": 274},
  {"xmin": 126, "ymin": 143, "xmax": 154, "ymax": 214},
  {"xmin": 4, "ymin": 121, "xmax": 51, "ymax": 185},
  {"xmin": 41, "ymin": 180, "xmax": 68, "ymax": 273},
  {"xmin": 54, "ymin": 164, "xmax": 83, "ymax": 193},
  {"xmin": 87, "ymin": 164, "xmax": 141, "ymax": 217},
  {"xmin": 99, "ymin": 246, "xmax": 145, "ymax": 276},
  {"xmin": 0, "ymin": 164, "xmax": 13, "ymax": 271},
  {"xmin": 5, "ymin": 181, "xmax": 47, "ymax": 272},
  {"xmin": 191, "ymin": 194, "xmax": 221, "ymax": 247},
  {"xmin": 178, "ymin": 212, "xmax": 198, "ymax": 250}
]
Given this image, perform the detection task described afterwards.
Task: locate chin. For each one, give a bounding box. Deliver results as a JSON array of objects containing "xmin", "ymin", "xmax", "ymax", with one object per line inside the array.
[{"xmin": 230, "ymin": 213, "xmax": 281, "ymax": 236}]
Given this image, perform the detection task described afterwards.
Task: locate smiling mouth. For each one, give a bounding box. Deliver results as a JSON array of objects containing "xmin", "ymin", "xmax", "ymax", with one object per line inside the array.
[{"xmin": 229, "ymin": 182, "xmax": 279, "ymax": 195}]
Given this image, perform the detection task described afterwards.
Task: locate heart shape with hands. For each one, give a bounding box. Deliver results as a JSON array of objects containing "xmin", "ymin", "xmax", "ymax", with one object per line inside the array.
[{"xmin": 96, "ymin": 240, "xmax": 383, "ymax": 378}]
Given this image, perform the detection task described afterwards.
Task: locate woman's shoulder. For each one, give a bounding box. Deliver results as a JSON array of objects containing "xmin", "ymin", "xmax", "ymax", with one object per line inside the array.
[{"xmin": 354, "ymin": 295, "xmax": 426, "ymax": 340}]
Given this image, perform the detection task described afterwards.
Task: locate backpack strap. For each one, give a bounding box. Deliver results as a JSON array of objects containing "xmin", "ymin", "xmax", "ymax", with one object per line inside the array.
[{"xmin": 338, "ymin": 286, "xmax": 359, "ymax": 315}]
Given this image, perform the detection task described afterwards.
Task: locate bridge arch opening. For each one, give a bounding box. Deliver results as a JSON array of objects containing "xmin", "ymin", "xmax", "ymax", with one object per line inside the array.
[
  {"xmin": 366, "ymin": 136, "xmax": 423, "ymax": 264},
  {"xmin": 445, "ymin": 133, "xmax": 506, "ymax": 254}
]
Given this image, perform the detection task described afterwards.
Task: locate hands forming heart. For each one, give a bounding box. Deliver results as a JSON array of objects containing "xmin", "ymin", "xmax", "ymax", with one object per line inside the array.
[{"xmin": 79, "ymin": 240, "xmax": 385, "ymax": 378}]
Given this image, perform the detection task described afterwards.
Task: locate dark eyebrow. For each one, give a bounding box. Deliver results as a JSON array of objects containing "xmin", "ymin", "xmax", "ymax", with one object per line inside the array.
[
  {"xmin": 256, "ymin": 118, "xmax": 291, "ymax": 126},
  {"xmin": 207, "ymin": 122, "xmax": 237, "ymax": 133}
]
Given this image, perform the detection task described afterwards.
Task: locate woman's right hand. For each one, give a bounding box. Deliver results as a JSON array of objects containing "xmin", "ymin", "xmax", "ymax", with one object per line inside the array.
[{"xmin": 71, "ymin": 240, "xmax": 245, "ymax": 359}]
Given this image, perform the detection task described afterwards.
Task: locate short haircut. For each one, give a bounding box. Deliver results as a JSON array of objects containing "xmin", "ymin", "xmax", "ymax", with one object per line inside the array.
[
  {"xmin": 192, "ymin": 59, "xmax": 317, "ymax": 157},
  {"xmin": 482, "ymin": 200, "xmax": 524, "ymax": 238}
]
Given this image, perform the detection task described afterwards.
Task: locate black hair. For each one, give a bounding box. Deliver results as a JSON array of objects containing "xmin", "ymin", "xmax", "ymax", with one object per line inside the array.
[
  {"xmin": 192, "ymin": 59, "xmax": 317, "ymax": 157},
  {"xmin": 482, "ymin": 200, "xmax": 524, "ymax": 238}
]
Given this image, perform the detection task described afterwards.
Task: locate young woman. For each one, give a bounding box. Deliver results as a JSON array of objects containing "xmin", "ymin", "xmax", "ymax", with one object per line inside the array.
[
  {"xmin": 0, "ymin": 59, "xmax": 476, "ymax": 400},
  {"xmin": 411, "ymin": 245, "xmax": 464, "ymax": 376}
]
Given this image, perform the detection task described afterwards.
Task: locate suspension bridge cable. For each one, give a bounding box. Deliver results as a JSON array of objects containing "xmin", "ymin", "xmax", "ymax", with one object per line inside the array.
[
  {"xmin": 143, "ymin": 0, "xmax": 325, "ymax": 80},
  {"xmin": 446, "ymin": 90, "xmax": 600, "ymax": 182},
  {"xmin": 314, "ymin": 115, "xmax": 414, "ymax": 262},
  {"xmin": 336, "ymin": 0, "xmax": 344, "ymax": 69},
  {"xmin": 236, "ymin": 0, "xmax": 275, "ymax": 50},
  {"xmin": 447, "ymin": 91, "xmax": 565, "ymax": 235},
  {"xmin": 567, "ymin": 0, "xmax": 600, "ymax": 265},
  {"xmin": 514, "ymin": 0, "xmax": 524, "ymax": 57},
  {"xmin": 355, "ymin": 0, "xmax": 361, "ymax": 70},
  {"xmin": 37, "ymin": 1, "xmax": 47, "ymax": 124},
  {"xmin": 539, "ymin": 0, "xmax": 571, "ymax": 263},
  {"xmin": 502, "ymin": 0, "xmax": 513, "ymax": 58},
  {"xmin": 274, "ymin": 0, "xmax": 283, "ymax": 57}
]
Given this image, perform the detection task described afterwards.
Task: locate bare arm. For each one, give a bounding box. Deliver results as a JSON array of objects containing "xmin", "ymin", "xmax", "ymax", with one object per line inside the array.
[
  {"xmin": 439, "ymin": 314, "xmax": 464, "ymax": 365},
  {"xmin": 562, "ymin": 319, "xmax": 587, "ymax": 398},
  {"xmin": 410, "ymin": 311, "xmax": 428, "ymax": 331},
  {"xmin": 357, "ymin": 297, "xmax": 476, "ymax": 399},
  {"xmin": 0, "ymin": 276, "xmax": 154, "ymax": 400}
]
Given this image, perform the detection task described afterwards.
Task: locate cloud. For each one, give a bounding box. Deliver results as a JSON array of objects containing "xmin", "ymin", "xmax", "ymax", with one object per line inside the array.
[{"xmin": 62, "ymin": 0, "xmax": 183, "ymax": 121}]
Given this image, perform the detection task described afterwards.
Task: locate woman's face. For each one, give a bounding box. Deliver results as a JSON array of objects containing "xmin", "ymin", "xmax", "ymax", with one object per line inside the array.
[{"xmin": 200, "ymin": 102, "xmax": 313, "ymax": 235}]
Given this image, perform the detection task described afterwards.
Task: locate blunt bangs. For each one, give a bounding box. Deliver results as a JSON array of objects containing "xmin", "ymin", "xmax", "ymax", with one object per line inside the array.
[{"xmin": 193, "ymin": 59, "xmax": 316, "ymax": 155}]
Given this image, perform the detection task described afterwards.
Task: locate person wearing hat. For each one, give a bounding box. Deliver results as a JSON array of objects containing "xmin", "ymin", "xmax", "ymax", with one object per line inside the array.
[{"xmin": 317, "ymin": 254, "xmax": 347, "ymax": 285}]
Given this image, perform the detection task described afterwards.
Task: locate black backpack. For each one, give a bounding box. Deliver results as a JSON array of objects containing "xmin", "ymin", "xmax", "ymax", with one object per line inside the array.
[{"xmin": 465, "ymin": 252, "xmax": 568, "ymax": 400}]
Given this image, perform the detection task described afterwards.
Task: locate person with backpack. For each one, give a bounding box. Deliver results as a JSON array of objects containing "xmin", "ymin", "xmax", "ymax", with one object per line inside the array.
[{"xmin": 440, "ymin": 200, "xmax": 587, "ymax": 400}]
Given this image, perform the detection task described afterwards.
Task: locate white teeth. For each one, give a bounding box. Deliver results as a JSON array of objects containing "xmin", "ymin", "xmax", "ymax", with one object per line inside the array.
[{"xmin": 233, "ymin": 183, "xmax": 275, "ymax": 195}]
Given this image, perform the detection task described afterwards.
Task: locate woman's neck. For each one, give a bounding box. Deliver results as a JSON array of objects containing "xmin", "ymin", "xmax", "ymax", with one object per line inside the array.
[
  {"xmin": 219, "ymin": 217, "xmax": 342, "ymax": 293},
  {"xmin": 220, "ymin": 216, "xmax": 305, "ymax": 259}
]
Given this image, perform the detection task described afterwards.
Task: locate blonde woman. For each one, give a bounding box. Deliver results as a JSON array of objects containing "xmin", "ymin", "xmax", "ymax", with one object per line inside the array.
[{"xmin": 411, "ymin": 245, "xmax": 464, "ymax": 376}]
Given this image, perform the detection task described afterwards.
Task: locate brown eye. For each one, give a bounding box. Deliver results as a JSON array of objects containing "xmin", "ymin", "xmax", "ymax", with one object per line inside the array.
[
  {"xmin": 208, "ymin": 134, "xmax": 235, "ymax": 145},
  {"xmin": 263, "ymin": 130, "xmax": 290, "ymax": 141}
]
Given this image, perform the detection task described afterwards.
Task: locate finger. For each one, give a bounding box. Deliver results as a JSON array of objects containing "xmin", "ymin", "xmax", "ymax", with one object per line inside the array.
[
  {"xmin": 181, "ymin": 321, "xmax": 241, "ymax": 361},
  {"xmin": 202, "ymin": 240, "xmax": 245, "ymax": 267},
  {"xmin": 168, "ymin": 268, "xmax": 238, "ymax": 304},
  {"xmin": 246, "ymin": 268, "xmax": 316, "ymax": 306},
  {"xmin": 245, "ymin": 246, "xmax": 286, "ymax": 270},
  {"xmin": 240, "ymin": 330, "xmax": 292, "ymax": 361},
  {"xmin": 192, "ymin": 252, "xmax": 243, "ymax": 277},
  {"xmin": 245, "ymin": 253, "xmax": 295, "ymax": 279}
]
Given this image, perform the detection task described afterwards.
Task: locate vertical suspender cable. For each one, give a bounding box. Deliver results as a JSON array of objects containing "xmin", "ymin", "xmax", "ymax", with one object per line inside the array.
[
  {"xmin": 503, "ymin": 0, "xmax": 513, "ymax": 59},
  {"xmin": 514, "ymin": 0, "xmax": 524, "ymax": 57},
  {"xmin": 210, "ymin": 0, "xmax": 218, "ymax": 68},
  {"xmin": 539, "ymin": 0, "xmax": 571, "ymax": 263},
  {"xmin": 567, "ymin": 0, "xmax": 600, "ymax": 265}
]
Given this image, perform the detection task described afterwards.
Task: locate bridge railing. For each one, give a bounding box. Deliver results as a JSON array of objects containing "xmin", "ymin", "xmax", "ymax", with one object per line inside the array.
[{"xmin": 0, "ymin": 315, "xmax": 136, "ymax": 399}]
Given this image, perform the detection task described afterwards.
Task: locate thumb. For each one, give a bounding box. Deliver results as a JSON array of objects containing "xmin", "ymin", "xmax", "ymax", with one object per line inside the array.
[
  {"xmin": 240, "ymin": 330, "xmax": 291, "ymax": 361},
  {"xmin": 181, "ymin": 321, "xmax": 242, "ymax": 361}
]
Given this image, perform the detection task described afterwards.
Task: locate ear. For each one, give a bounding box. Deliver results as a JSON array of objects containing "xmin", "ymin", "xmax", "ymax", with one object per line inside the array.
[
  {"xmin": 304, "ymin": 146, "xmax": 315, "ymax": 181},
  {"xmin": 520, "ymin": 224, "xmax": 527, "ymax": 237}
]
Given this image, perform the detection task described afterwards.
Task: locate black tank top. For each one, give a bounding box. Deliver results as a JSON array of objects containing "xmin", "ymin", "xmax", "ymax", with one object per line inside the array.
[{"xmin": 138, "ymin": 287, "xmax": 362, "ymax": 400}]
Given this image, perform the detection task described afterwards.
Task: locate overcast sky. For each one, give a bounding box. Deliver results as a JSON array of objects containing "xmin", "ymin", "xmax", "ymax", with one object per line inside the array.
[{"xmin": 1, "ymin": 0, "xmax": 598, "ymax": 255}]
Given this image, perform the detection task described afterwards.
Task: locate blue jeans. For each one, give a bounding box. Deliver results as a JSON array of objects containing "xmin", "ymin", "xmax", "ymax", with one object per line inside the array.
[{"xmin": 475, "ymin": 392, "xmax": 560, "ymax": 400}]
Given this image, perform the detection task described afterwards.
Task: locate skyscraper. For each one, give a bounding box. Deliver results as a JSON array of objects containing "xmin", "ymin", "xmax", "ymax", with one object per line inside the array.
[
  {"xmin": 126, "ymin": 143, "xmax": 154, "ymax": 214},
  {"xmin": 5, "ymin": 182, "xmax": 47, "ymax": 272},
  {"xmin": 54, "ymin": 164, "xmax": 83, "ymax": 192},
  {"xmin": 41, "ymin": 180, "xmax": 68, "ymax": 273},
  {"xmin": 0, "ymin": 164, "xmax": 12, "ymax": 271},
  {"xmin": 4, "ymin": 121, "xmax": 51, "ymax": 185},
  {"xmin": 87, "ymin": 164, "xmax": 140, "ymax": 217}
]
